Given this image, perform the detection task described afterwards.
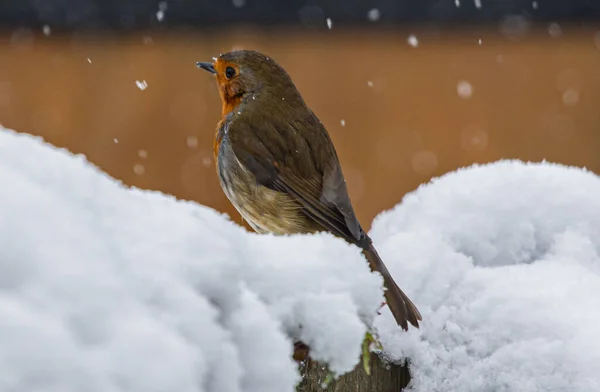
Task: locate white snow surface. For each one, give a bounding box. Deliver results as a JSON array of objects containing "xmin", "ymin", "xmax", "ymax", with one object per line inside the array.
[
  {"xmin": 0, "ymin": 127, "xmax": 383, "ymax": 392},
  {"xmin": 372, "ymin": 160, "xmax": 600, "ymax": 391},
  {"xmin": 2, "ymin": 124, "xmax": 600, "ymax": 392}
]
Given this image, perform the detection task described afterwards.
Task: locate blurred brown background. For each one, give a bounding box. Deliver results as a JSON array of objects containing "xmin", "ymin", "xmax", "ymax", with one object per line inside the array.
[{"xmin": 1, "ymin": 26, "xmax": 600, "ymax": 230}]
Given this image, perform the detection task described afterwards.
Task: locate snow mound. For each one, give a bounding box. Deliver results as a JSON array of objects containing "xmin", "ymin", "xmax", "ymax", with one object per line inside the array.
[
  {"xmin": 372, "ymin": 160, "xmax": 600, "ymax": 392},
  {"xmin": 0, "ymin": 126, "xmax": 384, "ymax": 392},
  {"xmin": 3, "ymin": 123, "xmax": 599, "ymax": 391}
]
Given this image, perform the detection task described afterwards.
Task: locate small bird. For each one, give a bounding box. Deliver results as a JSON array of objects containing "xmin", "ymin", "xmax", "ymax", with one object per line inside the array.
[{"xmin": 197, "ymin": 50, "xmax": 421, "ymax": 330}]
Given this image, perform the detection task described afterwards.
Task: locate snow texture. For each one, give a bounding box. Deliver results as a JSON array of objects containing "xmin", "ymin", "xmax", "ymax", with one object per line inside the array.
[
  {"xmin": 0, "ymin": 126, "xmax": 384, "ymax": 392},
  {"xmin": 372, "ymin": 160, "xmax": 600, "ymax": 392},
  {"xmin": 2, "ymin": 123, "xmax": 600, "ymax": 392}
]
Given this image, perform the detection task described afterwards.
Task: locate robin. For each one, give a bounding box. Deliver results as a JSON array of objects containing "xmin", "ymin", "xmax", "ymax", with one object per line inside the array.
[{"xmin": 197, "ymin": 50, "xmax": 421, "ymax": 331}]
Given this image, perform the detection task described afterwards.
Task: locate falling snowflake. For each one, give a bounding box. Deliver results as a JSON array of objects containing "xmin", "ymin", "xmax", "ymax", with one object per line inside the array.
[
  {"xmin": 135, "ymin": 80, "xmax": 148, "ymax": 91},
  {"xmin": 407, "ymin": 34, "xmax": 419, "ymax": 47},
  {"xmin": 367, "ymin": 9, "xmax": 380, "ymax": 22},
  {"xmin": 457, "ymin": 81, "xmax": 473, "ymax": 99},
  {"xmin": 186, "ymin": 136, "xmax": 199, "ymax": 148},
  {"xmin": 326, "ymin": 18, "xmax": 332, "ymax": 29},
  {"xmin": 562, "ymin": 89, "xmax": 579, "ymax": 107},
  {"xmin": 133, "ymin": 164, "xmax": 145, "ymax": 175},
  {"xmin": 548, "ymin": 23, "xmax": 562, "ymax": 38},
  {"xmin": 156, "ymin": 1, "xmax": 167, "ymax": 21}
]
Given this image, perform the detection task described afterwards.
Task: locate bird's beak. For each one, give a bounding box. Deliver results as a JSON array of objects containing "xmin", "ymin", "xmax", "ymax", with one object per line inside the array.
[{"xmin": 196, "ymin": 62, "xmax": 216, "ymax": 74}]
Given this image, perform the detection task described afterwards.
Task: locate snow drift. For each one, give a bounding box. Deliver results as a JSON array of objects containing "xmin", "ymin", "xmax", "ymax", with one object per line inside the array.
[
  {"xmin": 0, "ymin": 126, "xmax": 383, "ymax": 392},
  {"xmin": 1, "ymin": 124, "xmax": 600, "ymax": 392},
  {"xmin": 373, "ymin": 160, "xmax": 600, "ymax": 391}
]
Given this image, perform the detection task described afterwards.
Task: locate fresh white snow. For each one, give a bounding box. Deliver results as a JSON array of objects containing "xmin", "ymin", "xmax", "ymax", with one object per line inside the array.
[
  {"xmin": 1, "ymin": 124, "xmax": 600, "ymax": 391},
  {"xmin": 372, "ymin": 160, "xmax": 600, "ymax": 391},
  {"xmin": 0, "ymin": 126, "xmax": 382, "ymax": 392}
]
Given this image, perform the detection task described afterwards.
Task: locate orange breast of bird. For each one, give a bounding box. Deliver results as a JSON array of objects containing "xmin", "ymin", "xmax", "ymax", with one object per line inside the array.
[
  {"xmin": 213, "ymin": 118, "xmax": 225, "ymax": 164},
  {"xmin": 213, "ymin": 92, "xmax": 242, "ymax": 164}
]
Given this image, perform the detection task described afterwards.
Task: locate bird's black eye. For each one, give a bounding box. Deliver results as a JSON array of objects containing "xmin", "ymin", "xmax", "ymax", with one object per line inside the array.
[{"xmin": 225, "ymin": 67, "xmax": 236, "ymax": 79}]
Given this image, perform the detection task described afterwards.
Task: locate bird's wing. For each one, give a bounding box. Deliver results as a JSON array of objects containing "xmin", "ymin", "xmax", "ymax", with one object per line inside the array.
[{"xmin": 227, "ymin": 115, "xmax": 365, "ymax": 245}]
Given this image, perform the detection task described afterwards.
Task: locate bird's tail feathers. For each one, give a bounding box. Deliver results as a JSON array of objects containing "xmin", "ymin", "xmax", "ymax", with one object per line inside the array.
[{"xmin": 362, "ymin": 242, "xmax": 421, "ymax": 331}]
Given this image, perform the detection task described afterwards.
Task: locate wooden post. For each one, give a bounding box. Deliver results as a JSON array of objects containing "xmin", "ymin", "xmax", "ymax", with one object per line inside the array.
[{"xmin": 296, "ymin": 353, "xmax": 410, "ymax": 392}]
